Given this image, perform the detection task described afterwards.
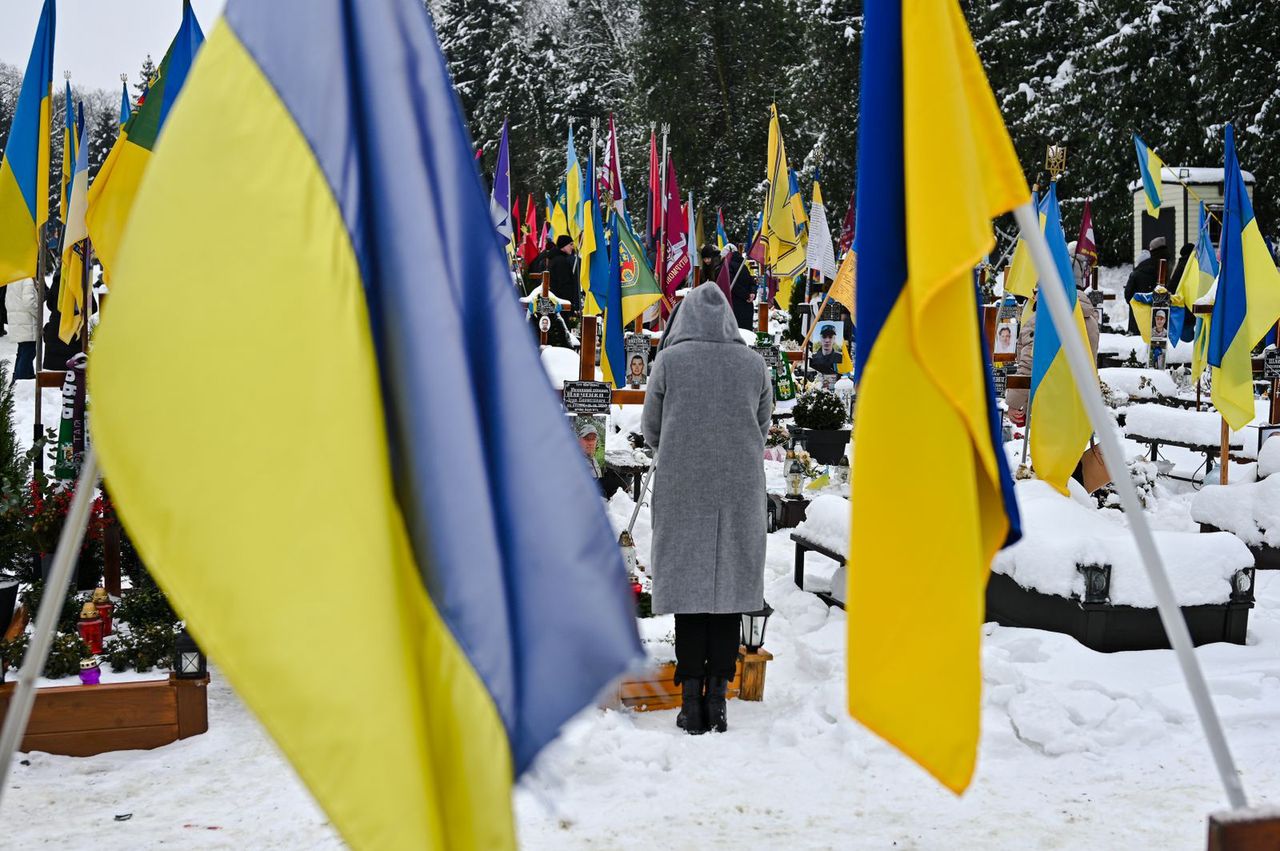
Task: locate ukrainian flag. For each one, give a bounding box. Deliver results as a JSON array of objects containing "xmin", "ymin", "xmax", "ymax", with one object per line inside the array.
[
  {"xmin": 1028, "ymin": 183, "xmax": 1096, "ymax": 493},
  {"xmin": 1003, "ymin": 190, "xmax": 1045, "ymax": 299},
  {"xmin": 120, "ymin": 79, "xmax": 132, "ymax": 127},
  {"xmin": 1209, "ymin": 124, "xmax": 1280, "ymax": 430},
  {"xmin": 566, "ymin": 126, "xmax": 584, "ymax": 243},
  {"xmin": 1186, "ymin": 206, "xmax": 1221, "ymax": 378},
  {"xmin": 86, "ymin": 0, "xmax": 204, "ymax": 284},
  {"xmin": 0, "ymin": 0, "xmax": 55, "ymax": 287},
  {"xmin": 851, "ymin": 0, "xmax": 1024, "ymax": 794},
  {"xmin": 764, "ymin": 104, "xmax": 807, "ymax": 288},
  {"xmin": 581, "ymin": 152, "xmax": 610, "ymax": 316},
  {"xmin": 60, "ymin": 80, "xmax": 79, "ymax": 225},
  {"xmin": 1133, "ymin": 134, "xmax": 1165, "ymax": 219},
  {"xmin": 715, "ymin": 208, "xmax": 729, "ymax": 251},
  {"xmin": 602, "ymin": 212, "xmax": 625, "ymax": 387},
  {"xmin": 57, "ymin": 112, "xmax": 90, "ymax": 343},
  {"xmin": 88, "ymin": 2, "xmax": 642, "ymax": 848}
]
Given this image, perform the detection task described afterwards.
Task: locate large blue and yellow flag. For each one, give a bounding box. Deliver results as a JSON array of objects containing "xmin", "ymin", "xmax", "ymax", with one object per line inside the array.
[
  {"xmin": 0, "ymin": 0, "xmax": 55, "ymax": 286},
  {"xmin": 1185, "ymin": 205, "xmax": 1221, "ymax": 378},
  {"xmin": 1133, "ymin": 134, "xmax": 1165, "ymax": 219},
  {"xmin": 1029, "ymin": 182, "xmax": 1096, "ymax": 493},
  {"xmin": 851, "ymin": 0, "xmax": 1024, "ymax": 794},
  {"xmin": 1209, "ymin": 124, "xmax": 1280, "ymax": 430},
  {"xmin": 89, "ymin": 2, "xmax": 642, "ymax": 847}
]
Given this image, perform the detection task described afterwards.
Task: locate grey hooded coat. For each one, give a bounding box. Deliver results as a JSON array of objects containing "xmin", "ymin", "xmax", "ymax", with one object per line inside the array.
[{"xmin": 642, "ymin": 285, "xmax": 773, "ymax": 614}]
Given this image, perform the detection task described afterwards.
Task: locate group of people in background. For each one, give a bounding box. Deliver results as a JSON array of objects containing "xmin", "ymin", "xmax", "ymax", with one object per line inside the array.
[{"xmin": 1, "ymin": 271, "xmax": 93, "ymax": 382}]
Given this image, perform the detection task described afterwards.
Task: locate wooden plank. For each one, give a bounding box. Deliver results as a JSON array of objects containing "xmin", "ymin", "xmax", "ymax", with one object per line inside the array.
[
  {"xmin": 611, "ymin": 389, "xmax": 646, "ymax": 406},
  {"xmin": 174, "ymin": 675, "xmax": 210, "ymax": 739},
  {"xmin": 20, "ymin": 724, "xmax": 179, "ymax": 757},
  {"xmin": 0, "ymin": 679, "xmax": 177, "ymax": 735},
  {"xmin": 1006, "ymin": 374, "xmax": 1031, "ymax": 390},
  {"xmin": 579, "ymin": 315, "xmax": 598, "ymax": 381},
  {"xmin": 36, "ymin": 370, "xmax": 62, "ymax": 389},
  {"xmin": 1207, "ymin": 811, "xmax": 1280, "ymax": 850}
]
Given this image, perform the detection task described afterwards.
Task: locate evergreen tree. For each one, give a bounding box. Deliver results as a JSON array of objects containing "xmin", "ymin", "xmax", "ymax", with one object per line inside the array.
[{"xmin": 134, "ymin": 54, "xmax": 158, "ymax": 102}]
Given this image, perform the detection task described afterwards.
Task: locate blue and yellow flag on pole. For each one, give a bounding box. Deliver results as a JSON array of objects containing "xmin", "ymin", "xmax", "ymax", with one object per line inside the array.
[
  {"xmin": 0, "ymin": 0, "xmax": 55, "ymax": 286},
  {"xmin": 89, "ymin": 1, "xmax": 642, "ymax": 847},
  {"xmin": 566, "ymin": 126, "xmax": 584, "ymax": 243},
  {"xmin": 57, "ymin": 109, "xmax": 90, "ymax": 343},
  {"xmin": 602, "ymin": 212, "xmax": 625, "ymax": 387},
  {"xmin": 1133, "ymin": 134, "xmax": 1165, "ymax": 219},
  {"xmin": 119, "ymin": 79, "xmax": 133, "ymax": 127},
  {"xmin": 851, "ymin": 0, "xmax": 1024, "ymax": 794},
  {"xmin": 60, "ymin": 79, "xmax": 79, "ymax": 225},
  {"xmin": 1029, "ymin": 182, "xmax": 1096, "ymax": 493},
  {"xmin": 1003, "ymin": 189, "xmax": 1045, "ymax": 299},
  {"xmin": 1209, "ymin": 124, "xmax": 1280, "ymax": 430}
]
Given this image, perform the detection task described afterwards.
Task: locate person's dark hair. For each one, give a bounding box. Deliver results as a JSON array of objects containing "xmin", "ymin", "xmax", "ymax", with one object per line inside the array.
[
  {"xmin": 700, "ymin": 244, "xmax": 718, "ymax": 260},
  {"xmin": 556, "ymin": 235, "xmax": 573, "ymax": 250}
]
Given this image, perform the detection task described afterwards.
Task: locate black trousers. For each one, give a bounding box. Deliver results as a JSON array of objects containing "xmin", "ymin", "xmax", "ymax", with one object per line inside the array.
[{"xmin": 674, "ymin": 613, "xmax": 740, "ymax": 683}]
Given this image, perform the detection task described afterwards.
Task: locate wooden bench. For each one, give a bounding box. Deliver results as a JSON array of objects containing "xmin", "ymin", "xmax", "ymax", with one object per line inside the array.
[{"xmin": 790, "ymin": 531, "xmax": 846, "ymax": 610}]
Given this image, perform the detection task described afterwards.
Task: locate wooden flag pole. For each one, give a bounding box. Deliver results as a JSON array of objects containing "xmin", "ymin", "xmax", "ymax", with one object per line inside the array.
[
  {"xmin": 1220, "ymin": 419, "xmax": 1230, "ymax": 485},
  {"xmin": 579, "ymin": 314, "xmax": 598, "ymax": 381},
  {"xmin": 1014, "ymin": 201, "xmax": 1248, "ymax": 811},
  {"xmin": 33, "ymin": 227, "xmax": 47, "ymax": 471}
]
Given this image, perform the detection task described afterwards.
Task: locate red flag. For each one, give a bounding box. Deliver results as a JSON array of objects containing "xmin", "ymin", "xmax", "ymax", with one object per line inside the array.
[
  {"xmin": 715, "ymin": 252, "xmax": 733, "ymax": 303},
  {"xmin": 663, "ymin": 157, "xmax": 691, "ymax": 295},
  {"xmin": 603, "ymin": 114, "xmax": 627, "ymax": 212},
  {"xmin": 520, "ymin": 195, "xmax": 540, "ymax": 268},
  {"xmin": 837, "ymin": 190, "xmax": 856, "ymax": 255},
  {"xmin": 1076, "ymin": 197, "xmax": 1097, "ymax": 263},
  {"xmin": 648, "ymin": 131, "xmax": 660, "ymax": 248}
]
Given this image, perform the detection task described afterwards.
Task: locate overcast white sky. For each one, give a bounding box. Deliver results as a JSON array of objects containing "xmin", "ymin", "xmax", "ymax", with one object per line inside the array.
[{"xmin": 0, "ymin": 0, "xmax": 227, "ymax": 93}]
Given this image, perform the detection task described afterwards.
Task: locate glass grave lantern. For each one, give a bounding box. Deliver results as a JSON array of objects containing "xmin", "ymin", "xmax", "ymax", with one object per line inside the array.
[
  {"xmin": 784, "ymin": 449, "xmax": 805, "ymax": 499},
  {"xmin": 740, "ymin": 603, "xmax": 774, "ymax": 653}
]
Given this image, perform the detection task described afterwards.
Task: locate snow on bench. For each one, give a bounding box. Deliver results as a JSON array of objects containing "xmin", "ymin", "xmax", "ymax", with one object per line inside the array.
[
  {"xmin": 995, "ymin": 481, "xmax": 1252, "ymax": 607},
  {"xmin": 791, "ymin": 495, "xmax": 849, "ymax": 606},
  {"xmin": 1098, "ymin": 367, "xmax": 1179, "ymax": 403},
  {"xmin": 1124, "ymin": 404, "xmax": 1244, "ymax": 451},
  {"xmin": 1191, "ymin": 477, "xmax": 1280, "ymax": 551}
]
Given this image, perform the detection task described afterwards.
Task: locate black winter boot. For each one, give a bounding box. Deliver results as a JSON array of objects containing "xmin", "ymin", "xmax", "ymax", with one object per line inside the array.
[
  {"xmin": 676, "ymin": 679, "xmax": 707, "ymax": 734},
  {"xmin": 704, "ymin": 677, "xmax": 729, "ymax": 733}
]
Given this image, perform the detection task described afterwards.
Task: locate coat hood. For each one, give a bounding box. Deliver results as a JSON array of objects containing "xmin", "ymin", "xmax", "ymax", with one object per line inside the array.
[{"xmin": 660, "ymin": 284, "xmax": 743, "ymax": 350}]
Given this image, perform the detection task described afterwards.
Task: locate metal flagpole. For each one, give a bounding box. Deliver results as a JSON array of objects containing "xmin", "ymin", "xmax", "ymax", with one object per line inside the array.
[
  {"xmin": 0, "ymin": 448, "xmax": 101, "ymax": 807},
  {"xmin": 1013, "ymin": 202, "xmax": 1248, "ymax": 810},
  {"xmin": 658, "ymin": 124, "xmax": 670, "ymax": 319}
]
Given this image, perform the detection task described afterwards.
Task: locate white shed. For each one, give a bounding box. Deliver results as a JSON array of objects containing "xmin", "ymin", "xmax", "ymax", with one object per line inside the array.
[{"xmin": 1129, "ymin": 167, "xmax": 1255, "ymax": 263}]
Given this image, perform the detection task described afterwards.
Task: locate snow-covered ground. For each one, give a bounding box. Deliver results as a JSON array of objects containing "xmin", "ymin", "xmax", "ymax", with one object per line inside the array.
[{"xmin": 3, "ymin": 293, "xmax": 1280, "ymax": 847}]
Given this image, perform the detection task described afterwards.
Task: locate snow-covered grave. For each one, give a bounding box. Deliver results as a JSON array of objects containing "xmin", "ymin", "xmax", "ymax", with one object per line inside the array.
[
  {"xmin": 1191, "ymin": 441, "xmax": 1280, "ymax": 571},
  {"xmin": 1098, "ymin": 367, "xmax": 1180, "ymax": 404},
  {"xmin": 1124, "ymin": 403, "xmax": 1245, "ymax": 455},
  {"xmin": 1098, "ymin": 332, "xmax": 1192, "ymax": 366},
  {"xmin": 790, "ymin": 494, "xmax": 850, "ymax": 605},
  {"xmin": 996, "ymin": 481, "xmax": 1252, "ymax": 608}
]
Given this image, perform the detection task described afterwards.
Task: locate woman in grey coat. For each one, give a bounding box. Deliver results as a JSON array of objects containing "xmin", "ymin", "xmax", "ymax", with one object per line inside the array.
[{"xmin": 642, "ymin": 284, "xmax": 773, "ymax": 734}]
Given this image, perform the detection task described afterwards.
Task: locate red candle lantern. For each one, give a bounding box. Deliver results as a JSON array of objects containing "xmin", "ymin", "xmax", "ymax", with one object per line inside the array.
[
  {"xmin": 92, "ymin": 587, "xmax": 115, "ymax": 636},
  {"xmin": 77, "ymin": 601, "xmax": 104, "ymax": 654}
]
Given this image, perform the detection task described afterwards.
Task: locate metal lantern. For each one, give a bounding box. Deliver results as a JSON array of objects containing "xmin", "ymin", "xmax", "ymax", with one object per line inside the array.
[
  {"xmin": 834, "ymin": 455, "xmax": 850, "ymax": 485},
  {"xmin": 1076, "ymin": 564, "xmax": 1111, "ymax": 605},
  {"xmin": 173, "ymin": 629, "xmax": 208, "ymax": 680},
  {"xmin": 784, "ymin": 450, "xmax": 805, "ymax": 498},
  {"xmin": 1230, "ymin": 568, "xmax": 1255, "ymax": 603},
  {"xmin": 740, "ymin": 603, "xmax": 774, "ymax": 652},
  {"xmin": 834, "ymin": 376, "xmax": 855, "ymax": 422}
]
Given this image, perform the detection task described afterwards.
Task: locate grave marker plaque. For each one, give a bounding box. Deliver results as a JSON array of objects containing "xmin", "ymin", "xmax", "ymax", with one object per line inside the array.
[{"xmin": 563, "ymin": 380, "xmax": 613, "ymax": 414}]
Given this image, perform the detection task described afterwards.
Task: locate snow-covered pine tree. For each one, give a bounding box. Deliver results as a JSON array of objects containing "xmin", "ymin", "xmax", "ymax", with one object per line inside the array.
[
  {"xmin": 133, "ymin": 54, "xmax": 157, "ymax": 102},
  {"xmin": 1201, "ymin": 0, "xmax": 1280, "ymax": 239},
  {"xmin": 86, "ymin": 89, "xmax": 121, "ymax": 182}
]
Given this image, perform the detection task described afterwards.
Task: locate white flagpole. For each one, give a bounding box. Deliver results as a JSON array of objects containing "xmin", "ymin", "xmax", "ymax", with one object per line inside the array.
[{"xmin": 1013, "ymin": 202, "xmax": 1247, "ymax": 810}]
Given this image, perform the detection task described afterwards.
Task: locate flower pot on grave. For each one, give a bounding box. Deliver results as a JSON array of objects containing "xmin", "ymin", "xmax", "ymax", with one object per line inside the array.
[
  {"xmin": 39, "ymin": 551, "xmax": 100, "ymax": 592},
  {"xmin": 790, "ymin": 427, "xmax": 851, "ymax": 466}
]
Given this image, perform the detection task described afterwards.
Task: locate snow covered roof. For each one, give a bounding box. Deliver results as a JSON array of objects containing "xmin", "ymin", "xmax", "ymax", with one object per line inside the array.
[{"xmin": 1127, "ymin": 166, "xmax": 1255, "ymax": 192}]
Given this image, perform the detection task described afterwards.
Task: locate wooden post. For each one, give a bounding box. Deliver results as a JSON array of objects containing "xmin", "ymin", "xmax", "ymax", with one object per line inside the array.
[
  {"xmin": 737, "ymin": 648, "xmax": 774, "ymax": 701},
  {"xmin": 1207, "ymin": 809, "xmax": 1280, "ymax": 850},
  {"xmin": 757, "ymin": 302, "xmax": 769, "ymax": 335},
  {"xmin": 579, "ymin": 315, "xmax": 598, "ymax": 381},
  {"xmin": 538, "ymin": 271, "xmax": 550, "ymax": 347},
  {"xmin": 1220, "ymin": 418, "xmax": 1230, "ymax": 485}
]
